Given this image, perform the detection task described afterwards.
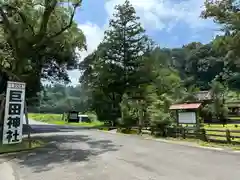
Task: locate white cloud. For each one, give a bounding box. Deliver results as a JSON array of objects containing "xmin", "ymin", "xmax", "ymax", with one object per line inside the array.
[
  {"xmin": 77, "ymin": 22, "xmax": 105, "ymax": 61},
  {"xmin": 105, "ymin": 0, "xmax": 214, "ymax": 31},
  {"xmin": 68, "ymin": 22, "xmax": 105, "ymax": 85},
  {"xmin": 69, "ymin": 0, "xmax": 216, "ymax": 85}
]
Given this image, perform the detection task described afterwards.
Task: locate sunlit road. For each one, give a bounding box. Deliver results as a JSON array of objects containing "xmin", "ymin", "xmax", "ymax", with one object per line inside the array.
[
  {"xmin": 23, "ymin": 118, "xmax": 90, "ymax": 133},
  {"xmin": 4, "ymin": 125, "xmax": 240, "ymax": 180}
]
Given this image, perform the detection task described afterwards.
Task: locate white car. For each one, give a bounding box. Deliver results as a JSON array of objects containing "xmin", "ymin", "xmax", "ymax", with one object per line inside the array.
[{"xmin": 78, "ymin": 114, "xmax": 90, "ymax": 122}]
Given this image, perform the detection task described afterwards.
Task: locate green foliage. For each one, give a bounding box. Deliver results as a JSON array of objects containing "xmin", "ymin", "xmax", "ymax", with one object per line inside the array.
[
  {"xmin": 202, "ymin": 0, "xmax": 240, "ymax": 83},
  {"xmin": 0, "ymin": 0, "xmax": 86, "ymax": 100},
  {"xmin": 78, "ymin": 0, "xmax": 240, "ymax": 130},
  {"xmin": 119, "ymin": 93, "xmax": 140, "ymax": 126},
  {"xmin": 202, "ymin": 81, "xmax": 229, "ymax": 123},
  {"xmin": 145, "ymin": 85, "xmax": 173, "ymax": 128},
  {"xmin": 210, "ymin": 81, "xmax": 229, "ymax": 119},
  {"xmin": 117, "ymin": 128, "xmax": 138, "ymax": 134},
  {"xmin": 29, "ymin": 113, "xmax": 62, "ymax": 123},
  {"xmin": 28, "ymin": 84, "xmax": 89, "ymax": 114},
  {"xmin": 23, "ymin": 0, "xmax": 235, "ymax": 133},
  {"xmin": 84, "ymin": 111, "xmax": 98, "ymax": 122},
  {"xmin": 80, "ymin": 0, "xmax": 153, "ymax": 122}
]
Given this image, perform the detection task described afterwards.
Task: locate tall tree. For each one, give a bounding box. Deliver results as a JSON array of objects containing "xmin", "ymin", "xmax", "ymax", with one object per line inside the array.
[
  {"xmin": 202, "ymin": 0, "xmax": 240, "ymax": 65},
  {"xmin": 0, "ymin": 0, "xmax": 86, "ymax": 99},
  {"xmin": 102, "ymin": 0, "xmax": 152, "ymax": 92},
  {"xmin": 80, "ymin": 0, "xmax": 153, "ymax": 121},
  {"xmin": 202, "ymin": 0, "xmax": 240, "ymax": 91}
]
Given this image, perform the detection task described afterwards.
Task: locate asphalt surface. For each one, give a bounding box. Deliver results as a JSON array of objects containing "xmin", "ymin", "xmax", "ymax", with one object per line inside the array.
[{"xmin": 3, "ymin": 121, "xmax": 240, "ymax": 180}]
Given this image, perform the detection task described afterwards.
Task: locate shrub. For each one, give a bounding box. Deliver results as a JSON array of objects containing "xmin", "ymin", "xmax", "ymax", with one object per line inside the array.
[{"xmin": 117, "ymin": 128, "xmax": 138, "ymax": 134}]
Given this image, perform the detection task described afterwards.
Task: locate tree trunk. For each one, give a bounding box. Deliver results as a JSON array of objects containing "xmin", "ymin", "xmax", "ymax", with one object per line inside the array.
[
  {"xmin": 0, "ymin": 95, "xmax": 6, "ymax": 143},
  {"xmin": 138, "ymin": 100, "xmax": 144, "ymax": 135},
  {"xmin": 0, "ymin": 95, "xmax": 5, "ymax": 124}
]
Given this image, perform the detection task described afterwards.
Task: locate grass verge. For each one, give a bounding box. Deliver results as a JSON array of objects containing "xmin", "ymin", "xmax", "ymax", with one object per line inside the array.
[
  {"xmin": 108, "ymin": 127, "xmax": 240, "ymax": 151},
  {"xmin": 28, "ymin": 113, "xmax": 104, "ymax": 127},
  {"xmin": 0, "ymin": 139, "xmax": 45, "ymax": 154},
  {"xmin": 163, "ymin": 137, "xmax": 240, "ymax": 151}
]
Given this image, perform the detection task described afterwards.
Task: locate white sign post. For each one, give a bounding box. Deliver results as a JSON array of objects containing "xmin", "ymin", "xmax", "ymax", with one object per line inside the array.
[{"xmin": 2, "ymin": 81, "xmax": 26, "ymax": 144}]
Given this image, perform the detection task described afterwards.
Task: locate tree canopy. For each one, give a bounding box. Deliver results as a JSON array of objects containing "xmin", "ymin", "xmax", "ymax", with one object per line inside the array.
[
  {"xmin": 0, "ymin": 0, "xmax": 86, "ymax": 101},
  {"xmin": 24, "ymin": 0, "xmax": 240, "ymax": 130}
]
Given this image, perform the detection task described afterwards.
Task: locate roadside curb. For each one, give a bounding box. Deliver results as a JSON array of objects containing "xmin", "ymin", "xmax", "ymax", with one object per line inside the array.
[
  {"xmin": 0, "ymin": 146, "xmax": 40, "ymax": 156},
  {"xmin": 0, "ymin": 139, "xmax": 46, "ymax": 157},
  {"xmin": 98, "ymin": 130, "xmax": 240, "ymax": 153},
  {"xmin": 144, "ymin": 137, "xmax": 225, "ymax": 151}
]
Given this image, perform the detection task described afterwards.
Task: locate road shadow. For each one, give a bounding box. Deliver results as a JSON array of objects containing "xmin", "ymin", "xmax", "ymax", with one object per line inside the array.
[{"xmin": 5, "ymin": 133, "xmax": 120, "ymax": 173}]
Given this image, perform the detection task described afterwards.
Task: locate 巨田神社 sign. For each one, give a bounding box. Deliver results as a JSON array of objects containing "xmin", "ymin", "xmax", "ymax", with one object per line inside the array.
[{"xmin": 2, "ymin": 81, "xmax": 26, "ymax": 144}]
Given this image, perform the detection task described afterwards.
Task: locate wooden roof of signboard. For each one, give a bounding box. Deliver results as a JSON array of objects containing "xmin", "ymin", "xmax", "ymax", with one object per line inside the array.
[{"xmin": 169, "ymin": 103, "xmax": 202, "ymax": 110}]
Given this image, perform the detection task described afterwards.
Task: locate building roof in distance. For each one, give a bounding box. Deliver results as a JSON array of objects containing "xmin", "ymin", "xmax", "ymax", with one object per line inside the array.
[{"xmin": 169, "ymin": 103, "xmax": 202, "ymax": 110}]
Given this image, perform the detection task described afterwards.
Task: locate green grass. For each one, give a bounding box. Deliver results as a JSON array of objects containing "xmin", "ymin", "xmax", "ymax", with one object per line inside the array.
[
  {"xmin": 29, "ymin": 113, "xmax": 62, "ymax": 122},
  {"xmin": 204, "ymin": 124, "xmax": 239, "ymax": 130},
  {"xmin": 0, "ymin": 139, "xmax": 44, "ymax": 154},
  {"xmin": 229, "ymin": 116, "xmax": 240, "ymax": 120},
  {"xmin": 116, "ymin": 128, "xmax": 139, "ymax": 134},
  {"xmin": 28, "ymin": 113, "xmax": 104, "ymax": 127},
  {"xmin": 181, "ymin": 123, "xmax": 239, "ymax": 130},
  {"xmin": 179, "ymin": 123, "xmax": 240, "ymax": 144},
  {"xmin": 164, "ymin": 137, "xmax": 240, "ymax": 151},
  {"xmin": 203, "ymin": 124, "xmax": 240, "ymax": 143}
]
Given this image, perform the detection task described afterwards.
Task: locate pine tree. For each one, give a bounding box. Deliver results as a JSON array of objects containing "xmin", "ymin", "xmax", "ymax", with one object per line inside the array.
[
  {"xmin": 79, "ymin": 0, "xmax": 153, "ymax": 122},
  {"xmin": 102, "ymin": 0, "xmax": 152, "ymax": 92}
]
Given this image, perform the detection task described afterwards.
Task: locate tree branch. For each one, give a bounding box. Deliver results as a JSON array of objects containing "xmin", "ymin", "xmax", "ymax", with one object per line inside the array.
[
  {"xmin": 0, "ymin": 6, "xmax": 20, "ymax": 64},
  {"xmin": 47, "ymin": 2, "xmax": 80, "ymax": 40},
  {"xmin": 34, "ymin": 0, "xmax": 58, "ymax": 42},
  {"xmin": 2, "ymin": 4, "xmax": 35, "ymax": 35},
  {"xmin": 32, "ymin": 1, "xmax": 81, "ymax": 49},
  {"xmin": 1, "ymin": 68, "xmax": 21, "ymax": 81}
]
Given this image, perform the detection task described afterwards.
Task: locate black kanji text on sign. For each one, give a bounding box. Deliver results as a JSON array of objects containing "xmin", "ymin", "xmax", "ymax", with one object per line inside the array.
[
  {"xmin": 7, "ymin": 116, "xmax": 21, "ymax": 129},
  {"xmin": 8, "ymin": 103, "xmax": 21, "ymax": 115},
  {"xmin": 6, "ymin": 129, "xmax": 20, "ymax": 143},
  {"xmin": 9, "ymin": 90, "xmax": 22, "ymax": 102}
]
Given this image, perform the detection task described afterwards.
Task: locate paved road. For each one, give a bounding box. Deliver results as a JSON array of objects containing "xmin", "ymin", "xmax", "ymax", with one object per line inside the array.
[
  {"xmin": 3, "ymin": 127, "xmax": 240, "ymax": 180},
  {"xmin": 23, "ymin": 118, "xmax": 90, "ymax": 134}
]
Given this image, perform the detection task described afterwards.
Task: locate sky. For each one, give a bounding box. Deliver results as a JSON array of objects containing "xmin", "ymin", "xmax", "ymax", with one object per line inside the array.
[{"xmin": 68, "ymin": 0, "xmax": 221, "ymax": 85}]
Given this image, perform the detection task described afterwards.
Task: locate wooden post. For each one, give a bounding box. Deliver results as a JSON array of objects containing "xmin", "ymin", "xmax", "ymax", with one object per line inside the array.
[
  {"xmin": 182, "ymin": 127, "xmax": 186, "ymax": 139},
  {"xmin": 24, "ymin": 101, "xmax": 32, "ymax": 148},
  {"xmin": 0, "ymin": 95, "xmax": 5, "ymax": 143},
  {"xmin": 176, "ymin": 110, "xmax": 179, "ymax": 138},
  {"xmin": 196, "ymin": 110, "xmax": 200, "ymax": 131},
  {"xmin": 200, "ymin": 128, "xmax": 207, "ymax": 141},
  {"xmin": 176, "ymin": 110, "xmax": 179, "ymax": 126},
  {"xmin": 226, "ymin": 129, "xmax": 231, "ymax": 144}
]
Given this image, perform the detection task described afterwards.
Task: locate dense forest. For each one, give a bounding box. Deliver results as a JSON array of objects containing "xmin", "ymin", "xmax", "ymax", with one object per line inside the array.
[
  {"xmin": 30, "ymin": 0, "xmax": 240, "ymax": 130},
  {"xmin": 28, "ymin": 84, "xmax": 88, "ymax": 114}
]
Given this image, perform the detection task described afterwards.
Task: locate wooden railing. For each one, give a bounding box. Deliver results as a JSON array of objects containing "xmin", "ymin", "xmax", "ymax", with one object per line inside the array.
[
  {"xmin": 205, "ymin": 129, "xmax": 240, "ymax": 144},
  {"xmin": 105, "ymin": 126, "xmax": 240, "ymax": 144}
]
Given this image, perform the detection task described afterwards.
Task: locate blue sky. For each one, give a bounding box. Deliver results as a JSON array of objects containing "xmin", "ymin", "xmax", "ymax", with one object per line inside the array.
[{"xmin": 68, "ymin": 0, "xmax": 221, "ymax": 85}]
